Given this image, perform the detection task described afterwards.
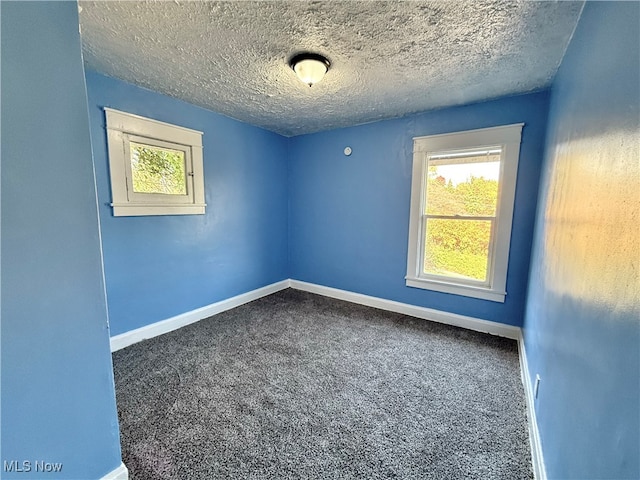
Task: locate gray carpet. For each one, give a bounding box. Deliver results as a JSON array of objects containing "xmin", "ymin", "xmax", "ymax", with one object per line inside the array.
[{"xmin": 113, "ymin": 289, "xmax": 533, "ymax": 479}]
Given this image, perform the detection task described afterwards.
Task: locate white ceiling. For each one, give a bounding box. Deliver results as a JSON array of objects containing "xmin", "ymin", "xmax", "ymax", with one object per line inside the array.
[{"xmin": 79, "ymin": 1, "xmax": 584, "ymax": 137}]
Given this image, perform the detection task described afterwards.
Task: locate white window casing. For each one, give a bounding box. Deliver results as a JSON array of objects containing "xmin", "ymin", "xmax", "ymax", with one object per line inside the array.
[
  {"xmin": 405, "ymin": 123, "xmax": 524, "ymax": 303},
  {"xmin": 104, "ymin": 108, "xmax": 206, "ymax": 216}
]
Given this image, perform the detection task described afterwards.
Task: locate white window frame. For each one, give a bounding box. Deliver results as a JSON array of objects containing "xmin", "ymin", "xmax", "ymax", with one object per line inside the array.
[
  {"xmin": 105, "ymin": 108, "xmax": 206, "ymax": 216},
  {"xmin": 405, "ymin": 123, "xmax": 524, "ymax": 303}
]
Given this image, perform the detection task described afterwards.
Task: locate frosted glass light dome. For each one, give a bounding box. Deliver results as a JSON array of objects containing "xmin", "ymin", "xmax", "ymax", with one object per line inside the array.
[{"xmin": 290, "ymin": 53, "xmax": 330, "ymax": 87}]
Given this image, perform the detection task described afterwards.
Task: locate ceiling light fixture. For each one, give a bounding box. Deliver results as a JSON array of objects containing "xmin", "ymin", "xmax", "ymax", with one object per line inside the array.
[{"xmin": 289, "ymin": 53, "xmax": 330, "ymax": 87}]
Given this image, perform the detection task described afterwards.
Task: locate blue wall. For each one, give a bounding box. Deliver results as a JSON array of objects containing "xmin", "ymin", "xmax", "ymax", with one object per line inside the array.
[
  {"xmin": 85, "ymin": 71, "xmax": 289, "ymax": 336},
  {"xmin": 5, "ymin": 3, "xmax": 637, "ymax": 479},
  {"xmin": 289, "ymin": 92, "xmax": 549, "ymax": 326},
  {"xmin": 524, "ymin": 2, "xmax": 639, "ymax": 479},
  {"xmin": 1, "ymin": 2, "xmax": 122, "ymax": 479}
]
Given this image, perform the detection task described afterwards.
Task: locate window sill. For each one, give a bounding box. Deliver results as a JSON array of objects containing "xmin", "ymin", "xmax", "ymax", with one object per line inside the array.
[
  {"xmin": 405, "ymin": 276, "xmax": 506, "ymax": 303},
  {"xmin": 111, "ymin": 203, "xmax": 206, "ymax": 217}
]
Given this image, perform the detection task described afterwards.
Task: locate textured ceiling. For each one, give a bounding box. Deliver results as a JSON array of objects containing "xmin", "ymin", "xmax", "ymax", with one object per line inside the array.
[{"xmin": 79, "ymin": 1, "xmax": 583, "ymax": 137}]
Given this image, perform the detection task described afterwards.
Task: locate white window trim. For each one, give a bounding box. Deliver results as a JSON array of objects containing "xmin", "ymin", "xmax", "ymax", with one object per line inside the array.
[
  {"xmin": 104, "ymin": 108, "xmax": 206, "ymax": 216},
  {"xmin": 405, "ymin": 123, "xmax": 524, "ymax": 303}
]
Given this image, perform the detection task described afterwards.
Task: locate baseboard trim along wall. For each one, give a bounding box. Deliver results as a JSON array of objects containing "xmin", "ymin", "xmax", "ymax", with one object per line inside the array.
[
  {"xmin": 111, "ymin": 278, "xmax": 522, "ymax": 351},
  {"xmin": 100, "ymin": 462, "xmax": 128, "ymax": 480},
  {"xmin": 289, "ymin": 280, "xmax": 521, "ymax": 339},
  {"xmin": 109, "ymin": 278, "xmax": 543, "ymax": 477},
  {"xmin": 518, "ymin": 331, "xmax": 547, "ymax": 480},
  {"xmin": 110, "ymin": 279, "xmax": 290, "ymax": 351}
]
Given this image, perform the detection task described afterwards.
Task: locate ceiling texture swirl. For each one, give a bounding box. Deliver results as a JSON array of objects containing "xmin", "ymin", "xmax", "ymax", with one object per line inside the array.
[{"xmin": 79, "ymin": 1, "xmax": 584, "ymax": 136}]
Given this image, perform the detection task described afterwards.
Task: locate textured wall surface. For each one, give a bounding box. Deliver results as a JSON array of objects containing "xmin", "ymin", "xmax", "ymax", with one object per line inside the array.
[
  {"xmin": 289, "ymin": 91, "xmax": 549, "ymax": 327},
  {"xmin": 85, "ymin": 71, "xmax": 289, "ymax": 336},
  {"xmin": 1, "ymin": 2, "xmax": 123, "ymax": 478},
  {"xmin": 524, "ymin": 2, "xmax": 639, "ymax": 478},
  {"xmin": 79, "ymin": 1, "xmax": 582, "ymax": 136}
]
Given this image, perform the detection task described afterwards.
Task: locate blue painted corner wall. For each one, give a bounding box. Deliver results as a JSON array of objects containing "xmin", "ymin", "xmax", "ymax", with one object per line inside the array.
[
  {"xmin": 87, "ymin": 68, "xmax": 548, "ymax": 336},
  {"xmin": 1, "ymin": 2, "xmax": 122, "ymax": 479},
  {"xmin": 289, "ymin": 92, "xmax": 549, "ymax": 327},
  {"xmin": 85, "ymin": 71, "xmax": 289, "ymax": 336},
  {"xmin": 524, "ymin": 2, "xmax": 640, "ymax": 479}
]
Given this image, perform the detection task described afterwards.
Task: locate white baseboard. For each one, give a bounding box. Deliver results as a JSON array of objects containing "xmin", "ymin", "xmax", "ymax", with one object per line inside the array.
[
  {"xmin": 289, "ymin": 280, "xmax": 521, "ymax": 339},
  {"xmin": 518, "ymin": 331, "xmax": 546, "ymax": 480},
  {"xmin": 101, "ymin": 462, "xmax": 128, "ymax": 480},
  {"xmin": 111, "ymin": 278, "xmax": 521, "ymax": 351},
  {"xmin": 109, "ymin": 278, "xmax": 539, "ymax": 476},
  {"xmin": 110, "ymin": 280, "xmax": 290, "ymax": 351}
]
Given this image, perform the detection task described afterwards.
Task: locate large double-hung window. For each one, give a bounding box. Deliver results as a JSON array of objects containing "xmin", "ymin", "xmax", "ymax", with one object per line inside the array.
[{"xmin": 406, "ymin": 124, "xmax": 523, "ymax": 302}]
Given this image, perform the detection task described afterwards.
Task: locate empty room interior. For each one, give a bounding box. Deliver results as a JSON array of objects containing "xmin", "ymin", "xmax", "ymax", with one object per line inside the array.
[{"xmin": 1, "ymin": 1, "xmax": 638, "ymax": 479}]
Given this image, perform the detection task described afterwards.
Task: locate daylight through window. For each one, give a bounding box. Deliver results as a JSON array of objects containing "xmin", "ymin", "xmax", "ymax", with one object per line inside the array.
[
  {"xmin": 105, "ymin": 108, "xmax": 206, "ymax": 216},
  {"xmin": 129, "ymin": 141, "xmax": 187, "ymax": 195},
  {"xmin": 406, "ymin": 124, "xmax": 523, "ymax": 302},
  {"xmin": 423, "ymin": 148, "xmax": 501, "ymax": 284}
]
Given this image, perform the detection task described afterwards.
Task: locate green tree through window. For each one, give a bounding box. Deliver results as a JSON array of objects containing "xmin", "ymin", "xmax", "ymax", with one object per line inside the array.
[
  {"xmin": 407, "ymin": 124, "xmax": 522, "ymax": 302},
  {"xmin": 130, "ymin": 142, "xmax": 187, "ymax": 195},
  {"xmin": 423, "ymin": 155, "xmax": 500, "ymax": 282}
]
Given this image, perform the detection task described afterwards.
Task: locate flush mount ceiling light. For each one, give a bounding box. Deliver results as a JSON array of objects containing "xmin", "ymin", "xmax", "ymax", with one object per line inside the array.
[{"xmin": 289, "ymin": 53, "xmax": 330, "ymax": 87}]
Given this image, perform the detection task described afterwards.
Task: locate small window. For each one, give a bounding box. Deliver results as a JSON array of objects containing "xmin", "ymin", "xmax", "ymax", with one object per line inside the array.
[
  {"xmin": 406, "ymin": 124, "xmax": 523, "ymax": 302},
  {"xmin": 105, "ymin": 108, "xmax": 206, "ymax": 216}
]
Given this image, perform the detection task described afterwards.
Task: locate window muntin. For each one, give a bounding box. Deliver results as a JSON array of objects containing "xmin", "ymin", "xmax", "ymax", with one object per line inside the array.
[
  {"xmin": 105, "ymin": 108, "xmax": 205, "ymax": 216},
  {"xmin": 406, "ymin": 124, "xmax": 523, "ymax": 303}
]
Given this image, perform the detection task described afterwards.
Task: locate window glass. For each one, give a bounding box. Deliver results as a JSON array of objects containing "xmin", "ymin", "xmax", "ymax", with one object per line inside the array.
[
  {"xmin": 130, "ymin": 142, "xmax": 187, "ymax": 195},
  {"xmin": 424, "ymin": 217, "xmax": 492, "ymax": 282},
  {"xmin": 425, "ymin": 151, "xmax": 500, "ymax": 216},
  {"xmin": 423, "ymin": 149, "xmax": 501, "ymax": 284}
]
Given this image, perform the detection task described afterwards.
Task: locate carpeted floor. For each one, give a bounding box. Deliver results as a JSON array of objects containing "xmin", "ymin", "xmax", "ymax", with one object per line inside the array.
[{"xmin": 112, "ymin": 288, "xmax": 533, "ymax": 479}]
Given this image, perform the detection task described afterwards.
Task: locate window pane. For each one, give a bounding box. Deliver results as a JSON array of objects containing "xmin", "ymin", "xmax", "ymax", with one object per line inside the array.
[
  {"xmin": 130, "ymin": 142, "xmax": 187, "ymax": 195},
  {"xmin": 425, "ymin": 153, "xmax": 500, "ymax": 216},
  {"xmin": 424, "ymin": 218, "xmax": 492, "ymax": 282}
]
